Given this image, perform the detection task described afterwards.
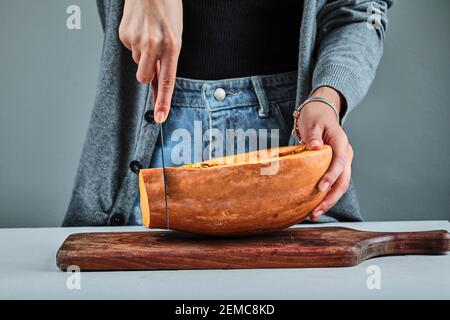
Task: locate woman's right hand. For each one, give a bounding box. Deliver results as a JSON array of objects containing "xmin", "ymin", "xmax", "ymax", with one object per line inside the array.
[{"xmin": 119, "ymin": 0, "xmax": 183, "ymax": 123}]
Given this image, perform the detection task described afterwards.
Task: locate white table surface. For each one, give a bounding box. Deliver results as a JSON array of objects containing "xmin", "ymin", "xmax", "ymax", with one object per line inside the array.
[{"xmin": 0, "ymin": 220, "xmax": 449, "ymax": 300}]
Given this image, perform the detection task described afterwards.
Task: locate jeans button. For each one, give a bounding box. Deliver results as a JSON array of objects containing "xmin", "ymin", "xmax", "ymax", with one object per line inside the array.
[
  {"xmin": 129, "ymin": 160, "xmax": 143, "ymax": 174},
  {"xmin": 110, "ymin": 213, "xmax": 124, "ymax": 226},
  {"xmin": 213, "ymin": 88, "xmax": 226, "ymax": 101}
]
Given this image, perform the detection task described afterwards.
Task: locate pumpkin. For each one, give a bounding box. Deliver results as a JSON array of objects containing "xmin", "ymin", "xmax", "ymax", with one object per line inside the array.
[{"xmin": 139, "ymin": 145, "xmax": 332, "ymax": 236}]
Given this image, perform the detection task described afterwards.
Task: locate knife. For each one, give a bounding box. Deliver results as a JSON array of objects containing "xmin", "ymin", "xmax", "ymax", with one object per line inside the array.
[
  {"xmin": 150, "ymin": 69, "xmax": 169, "ymax": 230},
  {"xmin": 160, "ymin": 122, "xmax": 169, "ymax": 230}
]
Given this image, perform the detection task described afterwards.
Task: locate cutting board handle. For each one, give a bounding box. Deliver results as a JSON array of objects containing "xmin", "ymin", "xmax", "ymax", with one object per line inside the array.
[{"xmin": 358, "ymin": 229, "xmax": 450, "ymax": 260}]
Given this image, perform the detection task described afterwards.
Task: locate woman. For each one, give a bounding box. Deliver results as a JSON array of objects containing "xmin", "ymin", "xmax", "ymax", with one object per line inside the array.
[{"xmin": 63, "ymin": 0, "xmax": 392, "ymax": 226}]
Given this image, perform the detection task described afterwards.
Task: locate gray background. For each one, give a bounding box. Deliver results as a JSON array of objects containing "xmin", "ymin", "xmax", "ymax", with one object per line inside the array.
[{"xmin": 0, "ymin": 0, "xmax": 448, "ymax": 227}]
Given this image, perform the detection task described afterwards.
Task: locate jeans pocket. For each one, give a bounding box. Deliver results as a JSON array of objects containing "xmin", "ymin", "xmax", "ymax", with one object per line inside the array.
[{"xmin": 270, "ymin": 99, "xmax": 296, "ymax": 136}]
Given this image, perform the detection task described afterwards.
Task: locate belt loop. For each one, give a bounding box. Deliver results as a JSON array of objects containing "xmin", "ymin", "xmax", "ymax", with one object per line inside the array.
[{"xmin": 251, "ymin": 76, "xmax": 270, "ymax": 118}]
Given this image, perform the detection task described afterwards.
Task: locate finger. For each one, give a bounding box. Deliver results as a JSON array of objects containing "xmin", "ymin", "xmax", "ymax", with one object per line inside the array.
[
  {"xmin": 136, "ymin": 50, "xmax": 156, "ymax": 84},
  {"xmin": 131, "ymin": 44, "xmax": 141, "ymax": 65},
  {"xmin": 118, "ymin": 25, "xmax": 132, "ymax": 51},
  {"xmin": 300, "ymin": 122, "xmax": 324, "ymax": 150},
  {"xmin": 151, "ymin": 60, "xmax": 160, "ymax": 104},
  {"xmin": 119, "ymin": 33, "xmax": 132, "ymax": 51},
  {"xmin": 310, "ymin": 163, "xmax": 351, "ymax": 221},
  {"xmin": 318, "ymin": 133, "xmax": 349, "ymax": 192},
  {"xmin": 153, "ymin": 54, "xmax": 178, "ymax": 123},
  {"xmin": 122, "ymin": 40, "xmax": 132, "ymax": 51}
]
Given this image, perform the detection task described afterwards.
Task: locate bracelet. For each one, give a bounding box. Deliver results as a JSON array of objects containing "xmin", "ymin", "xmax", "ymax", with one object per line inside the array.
[{"xmin": 292, "ymin": 96, "xmax": 340, "ymax": 144}]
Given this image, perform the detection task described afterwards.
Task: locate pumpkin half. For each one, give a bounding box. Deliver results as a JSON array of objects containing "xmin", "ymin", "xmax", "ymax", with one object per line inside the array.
[{"xmin": 139, "ymin": 145, "xmax": 332, "ymax": 236}]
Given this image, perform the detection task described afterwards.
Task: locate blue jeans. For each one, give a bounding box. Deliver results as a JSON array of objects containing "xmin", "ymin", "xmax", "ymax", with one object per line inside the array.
[{"xmin": 128, "ymin": 71, "xmax": 298, "ymax": 225}]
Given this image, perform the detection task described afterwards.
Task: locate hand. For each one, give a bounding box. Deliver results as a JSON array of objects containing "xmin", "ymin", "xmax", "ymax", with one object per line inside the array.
[
  {"xmin": 297, "ymin": 87, "xmax": 354, "ymax": 221},
  {"xmin": 119, "ymin": 0, "xmax": 183, "ymax": 123}
]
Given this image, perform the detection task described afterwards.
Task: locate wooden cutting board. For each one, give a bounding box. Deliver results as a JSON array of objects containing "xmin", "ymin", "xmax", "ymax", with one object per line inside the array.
[{"xmin": 56, "ymin": 227, "xmax": 450, "ymax": 271}]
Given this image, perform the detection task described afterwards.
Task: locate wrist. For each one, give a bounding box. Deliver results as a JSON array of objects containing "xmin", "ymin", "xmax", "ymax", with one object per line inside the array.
[
  {"xmin": 293, "ymin": 95, "xmax": 340, "ymax": 143},
  {"xmin": 310, "ymin": 86, "xmax": 343, "ymax": 114}
]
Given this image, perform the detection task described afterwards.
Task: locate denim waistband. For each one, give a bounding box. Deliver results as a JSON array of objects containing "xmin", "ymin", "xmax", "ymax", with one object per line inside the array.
[{"xmin": 171, "ymin": 71, "xmax": 298, "ymax": 112}]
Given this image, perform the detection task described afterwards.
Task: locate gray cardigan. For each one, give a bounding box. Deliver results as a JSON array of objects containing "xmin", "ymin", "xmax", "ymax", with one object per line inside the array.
[{"xmin": 63, "ymin": 0, "xmax": 393, "ymax": 226}]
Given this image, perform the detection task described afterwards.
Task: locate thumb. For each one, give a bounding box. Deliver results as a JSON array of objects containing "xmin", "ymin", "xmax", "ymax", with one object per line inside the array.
[{"xmin": 301, "ymin": 124, "xmax": 324, "ymax": 150}]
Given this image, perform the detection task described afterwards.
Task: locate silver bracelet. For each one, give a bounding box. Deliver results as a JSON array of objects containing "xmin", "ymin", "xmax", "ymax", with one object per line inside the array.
[{"xmin": 292, "ymin": 96, "xmax": 340, "ymax": 143}]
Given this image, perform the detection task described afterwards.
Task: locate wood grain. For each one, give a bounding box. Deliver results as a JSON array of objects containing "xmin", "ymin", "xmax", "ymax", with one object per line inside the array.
[{"xmin": 56, "ymin": 227, "xmax": 450, "ymax": 271}]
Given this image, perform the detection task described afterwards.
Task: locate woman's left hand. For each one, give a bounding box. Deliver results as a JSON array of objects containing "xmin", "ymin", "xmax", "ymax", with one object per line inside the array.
[{"xmin": 297, "ymin": 86, "xmax": 354, "ymax": 221}]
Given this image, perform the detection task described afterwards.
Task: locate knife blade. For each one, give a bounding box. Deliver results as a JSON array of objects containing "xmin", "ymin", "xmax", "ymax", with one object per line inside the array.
[
  {"xmin": 159, "ymin": 122, "xmax": 169, "ymax": 230},
  {"xmin": 149, "ymin": 68, "xmax": 170, "ymax": 230}
]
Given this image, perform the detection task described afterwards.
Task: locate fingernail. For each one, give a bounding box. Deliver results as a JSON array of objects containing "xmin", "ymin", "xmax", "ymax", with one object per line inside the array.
[
  {"xmin": 307, "ymin": 139, "xmax": 322, "ymax": 150},
  {"xmin": 319, "ymin": 181, "xmax": 330, "ymax": 192},
  {"xmin": 155, "ymin": 111, "xmax": 165, "ymax": 123}
]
